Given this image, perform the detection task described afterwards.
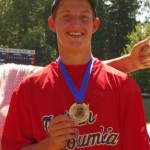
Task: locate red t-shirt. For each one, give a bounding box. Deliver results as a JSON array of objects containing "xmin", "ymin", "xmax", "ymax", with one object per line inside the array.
[{"xmin": 2, "ymin": 58, "xmax": 150, "ymax": 150}]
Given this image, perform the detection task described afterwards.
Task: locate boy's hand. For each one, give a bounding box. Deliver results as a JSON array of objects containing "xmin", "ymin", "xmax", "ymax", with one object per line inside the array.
[
  {"xmin": 130, "ymin": 36, "xmax": 150, "ymax": 70},
  {"xmin": 48, "ymin": 115, "xmax": 78, "ymax": 150}
]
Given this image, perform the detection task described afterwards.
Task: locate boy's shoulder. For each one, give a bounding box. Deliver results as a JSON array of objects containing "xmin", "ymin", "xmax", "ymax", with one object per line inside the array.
[{"xmin": 94, "ymin": 58, "xmax": 128, "ymax": 79}]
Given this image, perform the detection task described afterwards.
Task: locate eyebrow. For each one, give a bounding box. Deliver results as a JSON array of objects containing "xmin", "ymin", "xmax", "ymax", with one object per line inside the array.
[{"xmin": 61, "ymin": 10, "xmax": 91, "ymax": 15}]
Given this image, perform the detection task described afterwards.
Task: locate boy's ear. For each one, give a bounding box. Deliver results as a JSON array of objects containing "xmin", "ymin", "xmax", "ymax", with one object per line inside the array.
[
  {"xmin": 93, "ymin": 18, "xmax": 100, "ymax": 33},
  {"xmin": 48, "ymin": 16, "xmax": 56, "ymax": 32}
]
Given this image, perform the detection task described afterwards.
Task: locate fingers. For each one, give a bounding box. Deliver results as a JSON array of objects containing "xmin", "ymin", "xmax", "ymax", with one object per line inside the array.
[
  {"xmin": 47, "ymin": 115, "xmax": 78, "ymax": 149},
  {"xmin": 50, "ymin": 120, "xmax": 77, "ymax": 131},
  {"xmin": 140, "ymin": 44, "xmax": 150, "ymax": 56},
  {"xmin": 133, "ymin": 36, "xmax": 150, "ymax": 50},
  {"xmin": 139, "ymin": 55, "xmax": 150, "ymax": 68},
  {"xmin": 138, "ymin": 44, "xmax": 150, "ymax": 68},
  {"xmin": 141, "ymin": 61, "xmax": 150, "ymax": 68},
  {"xmin": 49, "ymin": 115, "xmax": 77, "ymax": 132},
  {"xmin": 130, "ymin": 37, "xmax": 150, "ymax": 70},
  {"xmin": 53, "ymin": 127, "xmax": 77, "ymax": 137},
  {"xmin": 50, "ymin": 115, "xmax": 74, "ymax": 125},
  {"xmin": 49, "ymin": 132, "xmax": 75, "ymax": 143},
  {"xmin": 47, "ymin": 134, "xmax": 73, "ymax": 149},
  {"xmin": 48, "ymin": 115, "xmax": 78, "ymax": 141},
  {"xmin": 49, "ymin": 120, "xmax": 77, "ymax": 137},
  {"xmin": 147, "ymin": 36, "xmax": 150, "ymax": 43}
]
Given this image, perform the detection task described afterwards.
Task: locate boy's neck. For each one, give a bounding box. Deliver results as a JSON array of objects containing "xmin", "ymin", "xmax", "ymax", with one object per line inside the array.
[
  {"xmin": 59, "ymin": 52, "xmax": 92, "ymax": 65},
  {"xmin": 58, "ymin": 45, "xmax": 93, "ymax": 65}
]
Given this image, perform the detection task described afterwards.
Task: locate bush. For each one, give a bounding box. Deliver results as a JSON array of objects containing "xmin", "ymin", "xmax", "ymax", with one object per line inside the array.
[{"xmin": 131, "ymin": 69, "xmax": 150, "ymax": 94}]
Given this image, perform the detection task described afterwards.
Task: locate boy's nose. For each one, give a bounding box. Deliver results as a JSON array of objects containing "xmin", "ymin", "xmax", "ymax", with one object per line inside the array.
[{"xmin": 71, "ymin": 17, "xmax": 81, "ymax": 26}]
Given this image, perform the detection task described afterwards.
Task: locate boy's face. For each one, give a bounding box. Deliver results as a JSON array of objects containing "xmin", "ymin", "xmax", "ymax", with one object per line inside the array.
[{"xmin": 48, "ymin": 0, "xmax": 100, "ymax": 52}]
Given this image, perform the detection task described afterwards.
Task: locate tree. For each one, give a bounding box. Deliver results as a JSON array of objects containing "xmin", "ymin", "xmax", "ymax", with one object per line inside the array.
[
  {"xmin": 0, "ymin": 0, "xmax": 57, "ymax": 66},
  {"xmin": 92, "ymin": 0, "xmax": 140, "ymax": 60},
  {"xmin": 0, "ymin": 0, "xmax": 14, "ymax": 47},
  {"xmin": 103, "ymin": 0, "xmax": 139, "ymax": 59},
  {"xmin": 92, "ymin": 1, "xmax": 110, "ymax": 60}
]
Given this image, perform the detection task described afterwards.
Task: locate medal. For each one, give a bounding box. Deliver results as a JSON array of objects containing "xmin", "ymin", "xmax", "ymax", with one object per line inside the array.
[
  {"xmin": 58, "ymin": 57, "xmax": 94, "ymax": 123},
  {"xmin": 69, "ymin": 103, "xmax": 90, "ymax": 123}
]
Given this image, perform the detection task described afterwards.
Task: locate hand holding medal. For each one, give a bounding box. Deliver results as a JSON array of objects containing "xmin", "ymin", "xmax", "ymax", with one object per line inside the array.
[
  {"xmin": 48, "ymin": 115, "xmax": 78, "ymax": 149},
  {"xmin": 58, "ymin": 57, "xmax": 94, "ymax": 123}
]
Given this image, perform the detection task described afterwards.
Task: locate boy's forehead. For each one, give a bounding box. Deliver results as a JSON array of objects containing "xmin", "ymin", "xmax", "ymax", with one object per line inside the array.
[{"xmin": 51, "ymin": 0, "xmax": 97, "ymax": 16}]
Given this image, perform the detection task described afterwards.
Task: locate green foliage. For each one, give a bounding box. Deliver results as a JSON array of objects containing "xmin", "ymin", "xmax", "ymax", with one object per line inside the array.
[
  {"xmin": 132, "ymin": 69, "xmax": 150, "ymax": 94},
  {"xmin": 0, "ymin": 0, "xmax": 57, "ymax": 66},
  {"xmin": 124, "ymin": 23, "xmax": 150, "ymax": 94},
  {"xmin": 20, "ymin": 27, "xmax": 57, "ymax": 66},
  {"xmin": 92, "ymin": 0, "xmax": 139, "ymax": 60},
  {"xmin": 92, "ymin": 1, "xmax": 110, "ymax": 59},
  {"xmin": 143, "ymin": 96, "xmax": 150, "ymax": 123}
]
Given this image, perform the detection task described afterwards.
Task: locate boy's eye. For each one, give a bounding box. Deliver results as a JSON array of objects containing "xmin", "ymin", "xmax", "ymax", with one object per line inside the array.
[
  {"xmin": 82, "ymin": 16, "xmax": 88, "ymax": 19},
  {"xmin": 81, "ymin": 16, "xmax": 90, "ymax": 20},
  {"xmin": 62, "ymin": 15, "xmax": 71, "ymax": 20}
]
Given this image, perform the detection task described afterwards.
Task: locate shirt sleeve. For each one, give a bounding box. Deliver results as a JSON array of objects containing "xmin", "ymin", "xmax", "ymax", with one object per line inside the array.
[
  {"xmin": 0, "ymin": 64, "xmax": 42, "ymax": 143},
  {"xmin": 119, "ymin": 76, "xmax": 150, "ymax": 150},
  {"xmin": 1, "ymin": 79, "xmax": 35, "ymax": 150}
]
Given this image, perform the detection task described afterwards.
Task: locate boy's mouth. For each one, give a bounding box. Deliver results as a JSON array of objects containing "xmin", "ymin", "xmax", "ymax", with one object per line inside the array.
[{"xmin": 67, "ymin": 32, "xmax": 83, "ymax": 37}]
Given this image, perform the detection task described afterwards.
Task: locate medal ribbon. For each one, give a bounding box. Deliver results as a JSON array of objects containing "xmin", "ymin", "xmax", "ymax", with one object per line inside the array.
[{"xmin": 58, "ymin": 57, "xmax": 94, "ymax": 104}]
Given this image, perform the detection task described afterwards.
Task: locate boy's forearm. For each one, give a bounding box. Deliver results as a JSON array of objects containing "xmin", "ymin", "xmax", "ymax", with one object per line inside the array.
[
  {"xmin": 103, "ymin": 54, "xmax": 136, "ymax": 73},
  {"xmin": 104, "ymin": 37, "xmax": 150, "ymax": 73}
]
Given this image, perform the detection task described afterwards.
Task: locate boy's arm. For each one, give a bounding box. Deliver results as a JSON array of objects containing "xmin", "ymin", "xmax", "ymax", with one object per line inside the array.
[{"xmin": 104, "ymin": 36, "xmax": 150, "ymax": 73}]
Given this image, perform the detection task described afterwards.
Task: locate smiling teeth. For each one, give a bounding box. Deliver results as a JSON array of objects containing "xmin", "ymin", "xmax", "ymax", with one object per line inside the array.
[{"xmin": 70, "ymin": 32, "xmax": 82, "ymax": 36}]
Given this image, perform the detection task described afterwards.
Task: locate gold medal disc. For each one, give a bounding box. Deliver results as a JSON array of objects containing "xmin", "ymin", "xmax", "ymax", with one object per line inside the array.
[{"xmin": 69, "ymin": 103, "xmax": 90, "ymax": 123}]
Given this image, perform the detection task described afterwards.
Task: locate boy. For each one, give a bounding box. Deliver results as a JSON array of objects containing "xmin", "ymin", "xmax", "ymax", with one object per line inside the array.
[{"xmin": 2, "ymin": 0, "xmax": 150, "ymax": 149}]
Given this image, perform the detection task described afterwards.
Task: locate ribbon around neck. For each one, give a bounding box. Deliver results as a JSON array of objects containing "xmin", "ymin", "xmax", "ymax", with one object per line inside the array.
[{"xmin": 58, "ymin": 57, "xmax": 94, "ymax": 104}]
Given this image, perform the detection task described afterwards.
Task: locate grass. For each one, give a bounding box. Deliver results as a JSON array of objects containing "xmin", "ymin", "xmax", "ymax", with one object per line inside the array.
[{"xmin": 143, "ymin": 96, "xmax": 150, "ymax": 123}]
